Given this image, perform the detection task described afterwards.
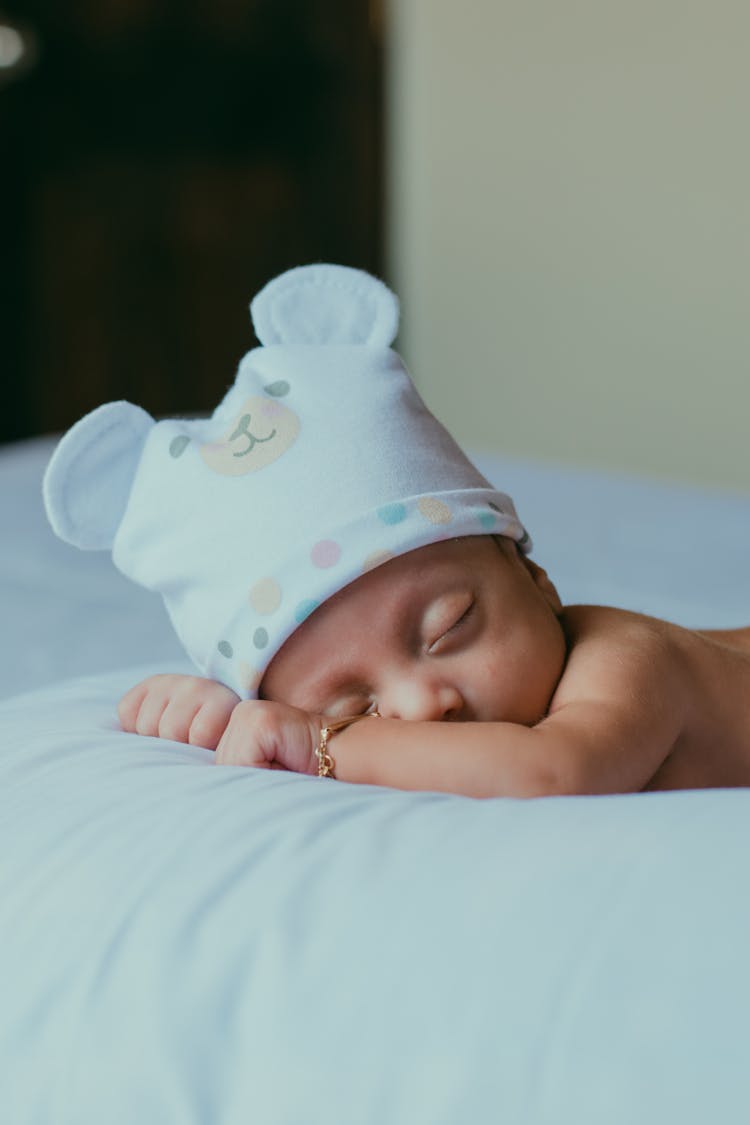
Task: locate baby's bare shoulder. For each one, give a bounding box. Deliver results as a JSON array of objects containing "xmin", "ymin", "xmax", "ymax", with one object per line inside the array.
[
  {"xmin": 532, "ymin": 605, "xmax": 689, "ymax": 793},
  {"xmin": 552, "ymin": 605, "xmax": 681, "ymax": 712},
  {"xmin": 553, "ymin": 607, "xmax": 750, "ymax": 791},
  {"xmin": 560, "ymin": 604, "xmax": 671, "ymax": 649}
]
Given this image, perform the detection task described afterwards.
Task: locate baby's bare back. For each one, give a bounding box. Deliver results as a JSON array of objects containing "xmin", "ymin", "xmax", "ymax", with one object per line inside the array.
[{"xmin": 557, "ymin": 606, "xmax": 750, "ymax": 791}]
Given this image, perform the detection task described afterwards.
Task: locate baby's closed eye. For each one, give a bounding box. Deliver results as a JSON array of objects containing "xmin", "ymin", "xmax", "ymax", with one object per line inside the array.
[
  {"xmin": 424, "ymin": 593, "xmax": 476, "ymax": 654},
  {"xmin": 326, "ymin": 694, "xmax": 377, "ymax": 719}
]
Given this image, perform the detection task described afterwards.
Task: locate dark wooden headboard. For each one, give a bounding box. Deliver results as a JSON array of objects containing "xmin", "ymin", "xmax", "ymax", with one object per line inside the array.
[{"xmin": 0, "ymin": 0, "xmax": 384, "ymax": 442}]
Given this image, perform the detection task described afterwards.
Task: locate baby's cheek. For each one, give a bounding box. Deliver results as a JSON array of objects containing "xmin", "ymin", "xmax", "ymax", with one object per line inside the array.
[{"xmin": 471, "ymin": 641, "xmax": 543, "ymax": 725}]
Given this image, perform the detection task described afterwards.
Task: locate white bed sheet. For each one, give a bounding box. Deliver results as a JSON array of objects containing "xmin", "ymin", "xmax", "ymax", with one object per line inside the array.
[
  {"xmin": 2, "ymin": 666, "xmax": 750, "ymax": 1125},
  {"xmin": 2, "ymin": 436, "xmax": 750, "ymax": 1125}
]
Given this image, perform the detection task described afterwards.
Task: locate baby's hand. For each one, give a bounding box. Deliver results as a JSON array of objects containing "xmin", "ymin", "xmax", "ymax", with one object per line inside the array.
[
  {"xmin": 118, "ymin": 674, "xmax": 240, "ymax": 751},
  {"xmin": 214, "ymin": 700, "xmax": 320, "ymax": 774}
]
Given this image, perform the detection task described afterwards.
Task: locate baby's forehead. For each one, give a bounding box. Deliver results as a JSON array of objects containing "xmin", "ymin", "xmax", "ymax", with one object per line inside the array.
[{"xmin": 296, "ymin": 536, "xmax": 504, "ymax": 647}]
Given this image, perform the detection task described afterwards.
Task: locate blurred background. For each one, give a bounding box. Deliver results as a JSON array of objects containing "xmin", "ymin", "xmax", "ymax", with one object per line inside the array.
[
  {"xmin": 0, "ymin": 0, "xmax": 384, "ymax": 440},
  {"xmin": 2, "ymin": 0, "xmax": 749, "ymax": 489}
]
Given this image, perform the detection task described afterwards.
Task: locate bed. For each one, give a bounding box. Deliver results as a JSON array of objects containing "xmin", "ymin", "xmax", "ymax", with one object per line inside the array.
[{"xmin": 2, "ymin": 435, "xmax": 750, "ymax": 1124}]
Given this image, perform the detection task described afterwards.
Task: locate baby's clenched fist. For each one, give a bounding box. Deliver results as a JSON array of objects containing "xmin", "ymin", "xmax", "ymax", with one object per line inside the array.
[
  {"xmin": 214, "ymin": 699, "xmax": 321, "ymax": 774},
  {"xmin": 118, "ymin": 674, "xmax": 240, "ymax": 751}
]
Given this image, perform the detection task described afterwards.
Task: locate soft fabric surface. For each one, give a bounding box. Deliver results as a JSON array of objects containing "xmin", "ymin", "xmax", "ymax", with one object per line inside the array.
[
  {"xmin": 3, "ymin": 436, "xmax": 750, "ymax": 1123},
  {"xmin": 2, "ymin": 666, "xmax": 750, "ymax": 1125}
]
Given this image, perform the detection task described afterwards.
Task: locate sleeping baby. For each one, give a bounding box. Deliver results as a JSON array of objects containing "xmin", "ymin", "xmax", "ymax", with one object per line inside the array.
[{"xmin": 44, "ymin": 264, "xmax": 750, "ymax": 798}]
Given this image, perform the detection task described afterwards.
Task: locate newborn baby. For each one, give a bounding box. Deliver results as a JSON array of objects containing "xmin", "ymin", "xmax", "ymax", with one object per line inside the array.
[
  {"xmin": 118, "ymin": 534, "xmax": 750, "ymax": 797},
  {"xmin": 43, "ymin": 263, "xmax": 750, "ymax": 798}
]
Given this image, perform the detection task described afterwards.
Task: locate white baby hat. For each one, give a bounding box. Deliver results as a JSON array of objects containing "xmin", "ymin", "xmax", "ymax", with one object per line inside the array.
[{"xmin": 44, "ymin": 264, "xmax": 531, "ymax": 698}]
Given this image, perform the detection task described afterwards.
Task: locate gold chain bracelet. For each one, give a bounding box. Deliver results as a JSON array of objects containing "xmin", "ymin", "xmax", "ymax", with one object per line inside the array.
[{"xmin": 315, "ymin": 710, "xmax": 380, "ymax": 778}]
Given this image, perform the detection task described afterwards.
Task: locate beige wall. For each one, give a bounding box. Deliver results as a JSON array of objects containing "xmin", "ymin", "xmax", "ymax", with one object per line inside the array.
[{"xmin": 386, "ymin": 0, "xmax": 750, "ymax": 489}]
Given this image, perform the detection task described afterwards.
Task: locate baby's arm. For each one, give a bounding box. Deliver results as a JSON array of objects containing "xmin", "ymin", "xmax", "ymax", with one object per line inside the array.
[
  {"xmin": 213, "ymin": 683, "xmax": 680, "ymax": 801},
  {"xmin": 120, "ymin": 680, "xmax": 674, "ymax": 797},
  {"xmin": 315, "ymin": 698, "xmax": 676, "ymax": 797},
  {"xmin": 118, "ymin": 674, "xmax": 240, "ymax": 751},
  {"xmin": 208, "ymin": 695, "xmax": 677, "ymax": 797}
]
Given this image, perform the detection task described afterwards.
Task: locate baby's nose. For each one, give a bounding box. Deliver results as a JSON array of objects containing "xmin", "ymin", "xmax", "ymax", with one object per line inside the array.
[{"xmin": 384, "ymin": 676, "xmax": 463, "ymax": 723}]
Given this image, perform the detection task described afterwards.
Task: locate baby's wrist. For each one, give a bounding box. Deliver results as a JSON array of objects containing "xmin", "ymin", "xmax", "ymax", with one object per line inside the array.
[{"xmin": 313, "ymin": 712, "xmax": 380, "ymax": 779}]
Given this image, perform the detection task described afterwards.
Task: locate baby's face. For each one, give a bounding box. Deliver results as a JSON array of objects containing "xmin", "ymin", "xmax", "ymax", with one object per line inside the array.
[{"xmin": 261, "ymin": 536, "xmax": 567, "ymax": 725}]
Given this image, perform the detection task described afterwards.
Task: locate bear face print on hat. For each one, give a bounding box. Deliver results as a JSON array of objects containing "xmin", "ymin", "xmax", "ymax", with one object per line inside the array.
[{"xmin": 43, "ymin": 264, "xmax": 531, "ymax": 698}]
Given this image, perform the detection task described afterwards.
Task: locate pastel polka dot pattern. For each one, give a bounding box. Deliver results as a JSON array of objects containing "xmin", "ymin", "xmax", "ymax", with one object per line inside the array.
[
  {"xmin": 377, "ymin": 502, "xmax": 407, "ymax": 525},
  {"xmin": 253, "ymin": 627, "xmax": 269, "ymax": 650},
  {"xmin": 477, "ymin": 509, "xmax": 497, "ymax": 530},
  {"xmin": 418, "ymin": 496, "xmax": 452, "ymax": 525},
  {"xmin": 249, "ymin": 577, "xmax": 282, "ymax": 615},
  {"xmin": 295, "ymin": 599, "xmax": 319, "ymax": 623},
  {"xmin": 218, "ymin": 640, "xmax": 234, "ymax": 659},
  {"xmin": 362, "ymin": 549, "xmax": 394, "ymax": 572},
  {"xmin": 310, "ymin": 540, "xmax": 341, "ymax": 568},
  {"xmin": 169, "ymin": 435, "xmax": 191, "ymax": 459}
]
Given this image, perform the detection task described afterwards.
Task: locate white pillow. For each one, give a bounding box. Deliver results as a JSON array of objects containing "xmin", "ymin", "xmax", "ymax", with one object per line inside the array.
[{"xmin": 2, "ymin": 666, "xmax": 750, "ymax": 1124}]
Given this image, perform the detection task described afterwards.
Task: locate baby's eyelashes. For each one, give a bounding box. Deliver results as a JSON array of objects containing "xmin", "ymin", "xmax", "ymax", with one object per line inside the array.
[
  {"xmin": 425, "ymin": 595, "xmax": 476, "ymax": 655},
  {"xmin": 324, "ymin": 693, "xmax": 377, "ymax": 720}
]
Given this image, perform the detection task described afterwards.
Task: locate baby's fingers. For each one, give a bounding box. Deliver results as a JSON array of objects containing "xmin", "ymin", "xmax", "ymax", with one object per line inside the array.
[
  {"xmin": 213, "ymin": 700, "xmax": 317, "ymax": 772},
  {"xmin": 157, "ymin": 697, "xmax": 202, "ymax": 745},
  {"xmin": 117, "ymin": 681, "xmax": 151, "ymax": 732},
  {"xmin": 133, "ymin": 688, "xmax": 172, "ymax": 738},
  {"xmin": 214, "ymin": 725, "xmax": 258, "ymax": 767},
  {"xmin": 187, "ymin": 698, "xmax": 237, "ymax": 751},
  {"xmin": 118, "ymin": 676, "xmax": 173, "ymax": 737}
]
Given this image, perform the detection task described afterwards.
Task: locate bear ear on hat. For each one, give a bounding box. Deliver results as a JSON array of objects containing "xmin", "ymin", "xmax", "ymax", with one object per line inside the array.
[
  {"xmin": 43, "ymin": 401, "xmax": 154, "ymax": 551},
  {"xmin": 250, "ymin": 263, "xmax": 399, "ymax": 349}
]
